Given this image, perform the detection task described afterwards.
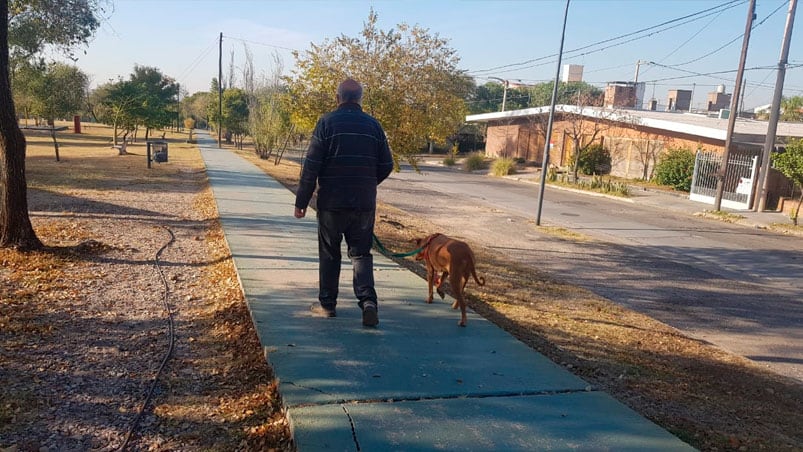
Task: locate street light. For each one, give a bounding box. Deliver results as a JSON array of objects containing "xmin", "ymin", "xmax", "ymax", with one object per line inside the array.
[{"xmin": 488, "ymin": 77, "xmax": 509, "ymax": 112}]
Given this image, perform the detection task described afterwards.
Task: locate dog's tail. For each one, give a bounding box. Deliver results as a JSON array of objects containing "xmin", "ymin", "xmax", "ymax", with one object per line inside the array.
[
  {"xmin": 471, "ymin": 269, "xmax": 486, "ymax": 287},
  {"xmin": 468, "ymin": 250, "xmax": 485, "ymax": 286}
]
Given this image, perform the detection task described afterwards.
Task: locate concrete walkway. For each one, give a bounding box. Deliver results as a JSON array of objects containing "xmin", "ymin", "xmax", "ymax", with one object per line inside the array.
[{"xmin": 197, "ymin": 132, "xmax": 694, "ymax": 451}]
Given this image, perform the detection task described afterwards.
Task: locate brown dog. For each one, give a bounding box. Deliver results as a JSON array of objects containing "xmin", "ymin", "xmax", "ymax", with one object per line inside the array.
[{"xmin": 414, "ymin": 233, "xmax": 485, "ymax": 327}]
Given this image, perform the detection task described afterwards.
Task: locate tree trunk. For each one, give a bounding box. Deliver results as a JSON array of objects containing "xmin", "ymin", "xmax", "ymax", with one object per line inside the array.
[{"xmin": 0, "ymin": 0, "xmax": 42, "ymax": 250}]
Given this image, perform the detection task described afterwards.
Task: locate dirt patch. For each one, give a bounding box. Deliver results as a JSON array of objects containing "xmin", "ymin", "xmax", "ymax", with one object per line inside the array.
[
  {"xmin": 235, "ymin": 147, "xmax": 803, "ymax": 452},
  {"xmin": 1, "ymin": 125, "xmax": 293, "ymax": 451}
]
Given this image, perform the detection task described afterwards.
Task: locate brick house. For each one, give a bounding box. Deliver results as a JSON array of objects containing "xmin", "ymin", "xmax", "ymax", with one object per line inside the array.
[{"xmin": 466, "ymin": 105, "xmax": 803, "ymax": 208}]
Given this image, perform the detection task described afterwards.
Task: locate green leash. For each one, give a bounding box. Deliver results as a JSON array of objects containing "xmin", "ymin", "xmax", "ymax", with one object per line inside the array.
[{"xmin": 372, "ymin": 233, "xmax": 423, "ymax": 258}]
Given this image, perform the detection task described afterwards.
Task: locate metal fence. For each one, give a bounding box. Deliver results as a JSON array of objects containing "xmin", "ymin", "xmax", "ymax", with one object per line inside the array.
[{"xmin": 689, "ymin": 151, "xmax": 758, "ymax": 210}]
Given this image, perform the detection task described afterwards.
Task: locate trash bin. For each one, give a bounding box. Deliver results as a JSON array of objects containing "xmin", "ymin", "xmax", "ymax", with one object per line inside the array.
[{"xmin": 152, "ymin": 141, "xmax": 168, "ymax": 163}]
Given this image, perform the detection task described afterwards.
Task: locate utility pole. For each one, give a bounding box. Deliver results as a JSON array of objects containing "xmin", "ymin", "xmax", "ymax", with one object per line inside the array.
[
  {"xmin": 218, "ymin": 32, "xmax": 223, "ymax": 148},
  {"xmin": 176, "ymin": 82, "xmax": 180, "ymax": 133},
  {"xmin": 536, "ymin": 0, "xmax": 570, "ymax": 226},
  {"xmin": 633, "ymin": 60, "xmax": 647, "ymax": 83},
  {"xmin": 488, "ymin": 77, "xmax": 509, "ymax": 112},
  {"xmin": 714, "ymin": 0, "xmax": 755, "ymax": 211},
  {"xmin": 633, "ymin": 60, "xmax": 649, "ymax": 110},
  {"xmin": 755, "ymin": 0, "xmax": 797, "ymax": 212}
]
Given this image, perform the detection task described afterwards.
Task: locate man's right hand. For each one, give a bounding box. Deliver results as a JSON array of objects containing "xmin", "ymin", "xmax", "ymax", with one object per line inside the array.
[{"xmin": 294, "ymin": 207, "xmax": 306, "ymax": 218}]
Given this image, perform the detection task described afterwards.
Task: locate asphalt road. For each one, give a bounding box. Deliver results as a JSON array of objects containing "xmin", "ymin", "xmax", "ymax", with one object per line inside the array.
[{"xmin": 377, "ymin": 162, "xmax": 803, "ymax": 384}]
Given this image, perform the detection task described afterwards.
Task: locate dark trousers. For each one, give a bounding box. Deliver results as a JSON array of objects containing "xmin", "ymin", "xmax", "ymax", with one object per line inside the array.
[{"xmin": 317, "ymin": 210, "xmax": 377, "ymax": 308}]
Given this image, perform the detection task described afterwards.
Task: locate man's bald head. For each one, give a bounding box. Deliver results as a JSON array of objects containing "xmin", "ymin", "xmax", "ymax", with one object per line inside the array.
[{"xmin": 337, "ymin": 78, "xmax": 363, "ymax": 105}]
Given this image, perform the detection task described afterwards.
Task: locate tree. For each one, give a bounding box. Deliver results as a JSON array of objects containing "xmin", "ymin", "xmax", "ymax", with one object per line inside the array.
[
  {"xmin": 2, "ymin": 0, "xmax": 102, "ymax": 249},
  {"xmin": 182, "ymin": 91, "xmax": 211, "ymax": 129},
  {"xmin": 561, "ymin": 93, "xmax": 612, "ymax": 181},
  {"xmin": 93, "ymin": 79, "xmax": 139, "ymax": 146},
  {"xmin": 30, "ymin": 62, "xmax": 89, "ymax": 124},
  {"xmin": 528, "ymin": 81, "xmax": 603, "ymax": 108},
  {"xmin": 207, "ymin": 78, "xmax": 221, "ymax": 137},
  {"xmin": 468, "ymin": 82, "xmax": 505, "ymax": 114},
  {"xmin": 7, "ymin": 0, "xmax": 106, "ymax": 62},
  {"xmin": 248, "ymin": 52, "xmax": 294, "ymax": 160},
  {"xmin": 1, "ymin": 0, "xmax": 39, "ymax": 248},
  {"xmin": 128, "ymin": 65, "xmax": 178, "ymax": 140},
  {"xmin": 10, "ymin": 59, "xmax": 43, "ymax": 124},
  {"xmin": 780, "ymin": 96, "xmax": 803, "ymax": 122},
  {"xmin": 772, "ymin": 139, "xmax": 803, "ymax": 225},
  {"xmin": 221, "ymin": 88, "xmax": 249, "ymax": 148},
  {"xmin": 184, "ymin": 117, "xmax": 196, "ymax": 142},
  {"xmin": 286, "ymin": 9, "xmax": 471, "ymax": 164}
]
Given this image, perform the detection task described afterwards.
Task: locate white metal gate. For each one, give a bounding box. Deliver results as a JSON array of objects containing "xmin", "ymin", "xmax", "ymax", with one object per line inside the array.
[{"xmin": 689, "ymin": 151, "xmax": 759, "ymax": 210}]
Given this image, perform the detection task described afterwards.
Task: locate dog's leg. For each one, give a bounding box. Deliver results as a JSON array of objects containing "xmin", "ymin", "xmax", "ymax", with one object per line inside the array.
[
  {"xmin": 449, "ymin": 272, "xmax": 467, "ymax": 327},
  {"xmin": 436, "ymin": 271, "xmax": 448, "ymax": 299},
  {"xmin": 425, "ymin": 265, "xmax": 435, "ymax": 304}
]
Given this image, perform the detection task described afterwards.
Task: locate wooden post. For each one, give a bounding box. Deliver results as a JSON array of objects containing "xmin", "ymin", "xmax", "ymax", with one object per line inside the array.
[{"xmin": 50, "ymin": 128, "xmax": 59, "ymax": 161}]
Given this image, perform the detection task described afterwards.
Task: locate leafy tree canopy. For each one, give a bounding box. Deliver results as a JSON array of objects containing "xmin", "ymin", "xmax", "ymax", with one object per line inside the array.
[
  {"xmin": 772, "ymin": 138, "xmax": 803, "ymax": 224},
  {"xmin": 8, "ymin": 0, "xmax": 107, "ymax": 61},
  {"xmin": 31, "ymin": 62, "xmax": 88, "ymax": 122},
  {"xmin": 528, "ymin": 81, "xmax": 603, "ymax": 107},
  {"xmin": 467, "ymin": 80, "xmax": 603, "ymax": 114},
  {"xmin": 286, "ymin": 9, "xmax": 472, "ymax": 163},
  {"xmin": 780, "ymin": 96, "xmax": 803, "ymax": 122},
  {"xmin": 773, "ymin": 139, "xmax": 803, "ymax": 188},
  {"xmin": 128, "ymin": 65, "xmax": 179, "ymax": 130},
  {"xmin": 222, "ymin": 87, "xmax": 249, "ymax": 136}
]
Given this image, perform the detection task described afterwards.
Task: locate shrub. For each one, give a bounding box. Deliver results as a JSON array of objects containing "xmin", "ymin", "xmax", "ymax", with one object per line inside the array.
[
  {"xmin": 443, "ymin": 156, "xmax": 456, "ymax": 166},
  {"xmin": 578, "ymin": 143, "xmax": 611, "ymax": 175},
  {"xmin": 464, "ymin": 153, "xmax": 488, "ymax": 171},
  {"xmin": 490, "ymin": 157, "xmax": 516, "ymax": 176},
  {"xmin": 654, "ymin": 148, "xmax": 696, "ymax": 191}
]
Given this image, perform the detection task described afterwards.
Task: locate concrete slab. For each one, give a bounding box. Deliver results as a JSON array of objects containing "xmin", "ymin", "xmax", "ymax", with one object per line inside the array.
[
  {"xmin": 291, "ymin": 392, "xmax": 694, "ymax": 451},
  {"xmin": 245, "ymin": 267, "xmax": 590, "ymax": 407}
]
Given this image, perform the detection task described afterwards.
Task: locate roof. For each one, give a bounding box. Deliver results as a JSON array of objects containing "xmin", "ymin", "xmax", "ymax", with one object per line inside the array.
[{"xmin": 465, "ymin": 105, "xmax": 803, "ymax": 142}]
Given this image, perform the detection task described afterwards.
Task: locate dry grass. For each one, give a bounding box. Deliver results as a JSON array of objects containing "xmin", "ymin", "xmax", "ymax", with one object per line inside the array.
[{"xmin": 1, "ymin": 123, "xmax": 292, "ymax": 450}]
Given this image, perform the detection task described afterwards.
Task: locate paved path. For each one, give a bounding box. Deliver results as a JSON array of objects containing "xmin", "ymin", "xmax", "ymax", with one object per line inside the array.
[{"xmin": 197, "ymin": 132, "xmax": 694, "ymax": 451}]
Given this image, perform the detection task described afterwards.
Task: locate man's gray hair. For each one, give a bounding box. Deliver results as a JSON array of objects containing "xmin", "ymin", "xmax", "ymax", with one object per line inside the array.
[{"xmin": 337, "ymin": 78, "xmax": 363, "ymax": 104}]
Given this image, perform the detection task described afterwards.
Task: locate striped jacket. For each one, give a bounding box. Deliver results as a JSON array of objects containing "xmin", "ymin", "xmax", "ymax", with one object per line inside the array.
[{"xmin": 295, "ymin": 103, "xmax": 394, "ymax": 212}]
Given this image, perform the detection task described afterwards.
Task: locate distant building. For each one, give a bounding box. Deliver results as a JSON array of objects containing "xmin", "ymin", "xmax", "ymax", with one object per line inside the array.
[
  {"xmin": 753, "ymin": 104, "xmax": 772, "ymax": 115},
  {"xmin": 667, "ymin": 90, "xmax": 692, "ymax": 111},
  {"xmin": 707, "ymin": 84, "xmax": 731, "ymax": 112},
  {"xmin": 562, "ymin": 64, "xmax": 584, "ymax": 83},
  {"xmin": 604, "ymin": 81, "xmax": 645, "ymax": 109}
]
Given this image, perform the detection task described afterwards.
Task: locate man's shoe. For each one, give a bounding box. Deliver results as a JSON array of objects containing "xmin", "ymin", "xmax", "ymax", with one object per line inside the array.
[
  {"xmin": 310, "ymin": 303, "xmax": 336, "ymax": 318},
  {"xmin": 361, "ymin": 302, "xmax": 378, "ymax": 327}
]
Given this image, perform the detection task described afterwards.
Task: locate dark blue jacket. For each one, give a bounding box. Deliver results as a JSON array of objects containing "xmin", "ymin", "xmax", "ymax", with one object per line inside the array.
[{"xmin": 295, "ymin": 103, "xmax": 394, "ymax": 211}]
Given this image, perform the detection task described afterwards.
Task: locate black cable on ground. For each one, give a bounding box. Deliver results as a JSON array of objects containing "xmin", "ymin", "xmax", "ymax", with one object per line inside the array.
[{"xmin": 118, "ymin": 226, "xmax": 176, "ymax": 451}]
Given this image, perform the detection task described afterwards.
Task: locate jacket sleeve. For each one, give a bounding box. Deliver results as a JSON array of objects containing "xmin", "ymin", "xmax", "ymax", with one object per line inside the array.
[
  {"xmin": 376, "ymin": 129, "xmax": 394, "ymax": 185},
  {"xmin": 295, "ymin": 118, "xmax": 326, "ymax": 209}
]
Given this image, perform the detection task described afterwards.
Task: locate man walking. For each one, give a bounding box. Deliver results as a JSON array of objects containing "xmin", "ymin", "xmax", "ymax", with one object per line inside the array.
[{"xmin": 294, "ymin": 78, "xmax": 394, "ymax": 327}]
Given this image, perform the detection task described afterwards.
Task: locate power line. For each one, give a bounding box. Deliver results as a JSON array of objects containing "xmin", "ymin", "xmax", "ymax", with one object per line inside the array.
[
  {"xmin": 175, "ymin": 37, "xmax": 219, "ymax": 85},
  {"xmin": 663, "ymin": 0, "xmax": 787, "ymax": 67},
  {"xmin": 641, "ymin": 63, "xmax": 786, "ymax": 84},
  {"xmin": 469, "ymin": 0, "xmax": 745, "ymax": 76},
  {"xmin": 223, "ymin": 34, "xmax": 297, "ymax": 52}
]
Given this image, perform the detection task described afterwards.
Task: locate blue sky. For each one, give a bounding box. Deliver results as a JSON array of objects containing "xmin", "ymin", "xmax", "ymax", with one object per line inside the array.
[{"xmin": 69, "ymin": 0, "xmax": 802, "ymax": 111}]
